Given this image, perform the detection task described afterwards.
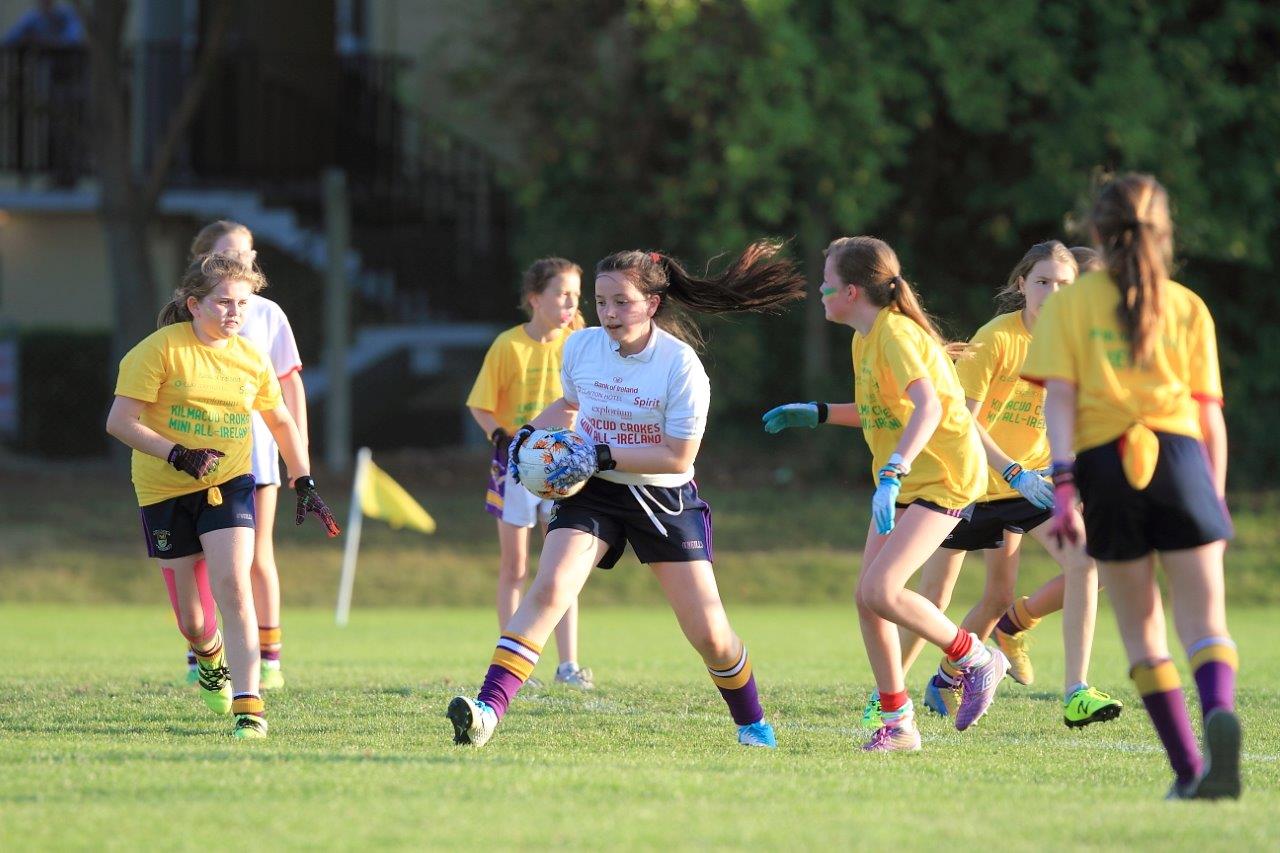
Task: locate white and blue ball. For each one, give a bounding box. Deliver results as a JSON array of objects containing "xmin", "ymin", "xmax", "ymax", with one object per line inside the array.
[{"xmin": 515, "ymin": 428, "xmax": 593, "ymax": 500}]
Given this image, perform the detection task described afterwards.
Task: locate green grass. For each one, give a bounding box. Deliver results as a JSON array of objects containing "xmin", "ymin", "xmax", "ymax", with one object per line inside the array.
[
  {"xmin": 3, "ymin": 450, "xmax": 1279, "ymax": 607},
  {"xmin": 1, "ymin": 604, "xmax": 1277, "ymax": 849}
]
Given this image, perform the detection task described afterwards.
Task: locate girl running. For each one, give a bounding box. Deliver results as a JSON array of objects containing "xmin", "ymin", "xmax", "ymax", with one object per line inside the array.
[
  {"xmin": 466, "ymin": 257, "xmax": 593, "ymax": 689},
  {"xmin": 106, "ymin": 254, "xmax": 339, "ymax": 739},
  {"xmin": 448, "ymin": 241, "xmax": 806, "ymax": 749},
  {"xmin": 180, "ymin": 221, "xmax": 307, "ymax": 691},
  {"xmin": 1025, "ymin": 174, "xmax": 1239, "ymax": 799},
  {"xmin": 898, "ymin": 241, "xmax": 1122, "ymax": 729},
  {"xmin": 763, "ymin": 236, "xmax": 1006, "ymax": 751}
]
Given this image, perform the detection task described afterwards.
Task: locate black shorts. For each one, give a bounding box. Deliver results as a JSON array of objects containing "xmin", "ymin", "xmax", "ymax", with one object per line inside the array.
[
  {"xmin": 138, "ymin": 474, "xmax": 257, "ymax": 559},
  {"xmin": 547, "ymin": 477, "xmax": 713, "ymax": 569},
  {"xmin": 942, "ymin": 497, "xmax": 1050, "ymax": 552},
  {"xmin": 1075, "ymin": 432, "xmax": 1233, "ymax": 561},
  {"xmin": 896, "ymin": 498, "xmax": 976, "ymax": 523}
]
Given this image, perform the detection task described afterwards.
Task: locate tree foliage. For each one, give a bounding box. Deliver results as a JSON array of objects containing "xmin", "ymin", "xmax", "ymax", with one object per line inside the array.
[{"xmin": 460, "ymin": 0, "xmax": 1280, "ymax": 480}]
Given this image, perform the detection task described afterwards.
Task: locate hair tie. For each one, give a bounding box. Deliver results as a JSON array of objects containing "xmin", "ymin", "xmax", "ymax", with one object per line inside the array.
[{"xmin": 649, "ymin": 252, "xmax": 662, "ymax": 264}]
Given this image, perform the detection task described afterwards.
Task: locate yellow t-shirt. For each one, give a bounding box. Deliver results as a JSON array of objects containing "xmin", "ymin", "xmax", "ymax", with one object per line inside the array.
[
  {"xmin": 115, "ymin": 323, "xmax": 283, "ymax": 506},
  {"xmin": 852, "ymin": 309, "xmax": 987, "ymax": 509},
  {"xmin": 957, "ymin": 311, "xmax": 1051, "ymax": 500},
  {"xmin": 1022, "ymin": 272, "xmax": 1223, "ymax": 453},
  {"xmin": 466, "ymin": 324, "xmax": 569, "ymax": 433}
]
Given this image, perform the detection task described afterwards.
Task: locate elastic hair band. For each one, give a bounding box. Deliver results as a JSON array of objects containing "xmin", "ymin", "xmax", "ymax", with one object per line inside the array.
[{"xmin": 649, "ymin": 252, "xmax": 662, "ymax": 264}]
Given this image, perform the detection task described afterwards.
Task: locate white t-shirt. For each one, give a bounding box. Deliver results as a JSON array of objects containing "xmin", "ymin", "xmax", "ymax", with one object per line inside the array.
[
  {"xmin": 561, "ymin": 326, "xmax": 710, "ymax": 487},
  {"xmin": 239, "ymin": 294, "xmax": 303, "ymax": 484}
]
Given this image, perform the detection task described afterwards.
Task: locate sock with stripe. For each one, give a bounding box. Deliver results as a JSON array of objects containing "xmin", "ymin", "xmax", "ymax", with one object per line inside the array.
[
  {"xmin": 232, "ymin": 693, "xmax": 266, "ymax": 729},
  {"xmin": 477, "ymin": 633, "xmax": 542, "ymax": 721},
  {"xmin": 996, "ymin": 596, "xmax": 1040, "ymax": 636},
  {"xmin": 1132, "ymin": 658, "xmax": 1201, "ymax": 786},
  {"xmin": 879, "ymin": 691, "xmax": 913, "ymax": 727},
  {"xmin": 706, "ymin": 644, "xmax": 763, "ymax": 726},
  {"xmin": 944, "ymin": 629, "xmax": 991, "ymax": 670},
  {"xmin": 1188, "ymin": 637, "xmax": 1238, "ymax": 720},
  {"xmin": 259, "ymin": 626, "xmax": 282, "ymax": 669},
  {"xmin": 191, "ymin": 631, "xmax": 224, "ymax": 668},
  {"xmin": 186, "ymin": 650, "xmax": 197, "ymax": 671},
  {"xmin": 931, "ymin": 658, "xmax": 961, "ymax": 688}
]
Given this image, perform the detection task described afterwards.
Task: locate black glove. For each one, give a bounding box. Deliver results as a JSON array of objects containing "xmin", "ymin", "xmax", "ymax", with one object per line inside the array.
[
  {"xmin": 167, "ymin": 444, "xmax": 225, "ymax": 480},
  {"xmin": 507, "ymin": 424, "xmax": 537, "ymax": 483},
  {"xmin": 294, "ymin": 476, "xmax": 341, "ymax": 537},
  {"xmin": 490, "ymin": 426, "xmax": 512, "ymax": 458}
]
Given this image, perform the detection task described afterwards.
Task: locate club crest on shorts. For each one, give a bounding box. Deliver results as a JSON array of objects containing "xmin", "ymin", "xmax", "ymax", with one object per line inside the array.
[{"xmin": 153, "ymin": 529, "xmax": 172, "ymax": 551}]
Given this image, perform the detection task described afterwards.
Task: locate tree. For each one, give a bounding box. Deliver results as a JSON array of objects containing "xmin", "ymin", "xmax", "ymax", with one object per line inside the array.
[{"xmin": 73, "ymin": 0, "xmax": 231, "ymax": 363}]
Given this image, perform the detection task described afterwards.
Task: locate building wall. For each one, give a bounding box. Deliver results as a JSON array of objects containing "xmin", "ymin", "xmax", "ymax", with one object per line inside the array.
[{"xmin": 0, "ymin": 211, "xmax": 185, "ymax": 331}]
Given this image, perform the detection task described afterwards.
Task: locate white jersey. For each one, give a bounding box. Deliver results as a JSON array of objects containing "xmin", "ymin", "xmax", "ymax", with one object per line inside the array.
[
  {"xmin": 561, "ymin": 326, "xmax": 710, "ymax": 488},
  {"xmin": 239, "ymin": 294, "xmax": 303, "ymax": 486}
]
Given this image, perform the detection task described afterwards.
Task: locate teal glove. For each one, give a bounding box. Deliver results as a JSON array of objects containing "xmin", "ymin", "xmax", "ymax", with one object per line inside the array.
[
  {"xmin": 871, "ymin": 466, "xmax": 902, "ymax": 535},
  {"xmin": 762, "ymin": 402, "xmax": 828, "ymax": 434},
  {"xmin": 1002, "ymin": 462, "xmax": 1054, "ymax": 509}
]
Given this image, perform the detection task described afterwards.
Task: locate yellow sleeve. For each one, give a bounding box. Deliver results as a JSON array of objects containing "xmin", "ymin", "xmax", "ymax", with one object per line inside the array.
[
  {"xmin": 114, "ymin": 335, "xmax": 166, "ymax": 402},
  {"xmin": 253, "ymin": 357, "xmax": 283, "ymax": 411},
  {"xmin": 1188, "ymin": 301, "xmax": 1224, "ymax": 403},
  {"xmin": 955, "ymin": 326, "xmax": 999, "ymax": 402},
  {"xmin": 1022, "ymin": 293, "xmax": 1075, "ymax": 385},
  {"xmin": 465, "ymin": 339, "xmax": 506, "ymax": 412},
  {"xmin": 881, "ymin": 324, "xmax": 934, "ymax": 396}
]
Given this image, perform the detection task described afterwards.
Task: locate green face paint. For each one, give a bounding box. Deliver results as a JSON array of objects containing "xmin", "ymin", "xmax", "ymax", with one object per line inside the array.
[{"xmin": 820, "ymin": 284, "xmax": 839, "ymax": 297}]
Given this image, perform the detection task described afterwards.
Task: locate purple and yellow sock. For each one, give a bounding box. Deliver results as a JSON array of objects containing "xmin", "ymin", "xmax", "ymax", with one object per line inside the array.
[
  {"xmin": 1132, "ymin": 658, "xmax": 1201, "ymax": 785},
  {"xmin": 232, "ymin": 693, "xmax": 266, "ymax": 718},
  {"xmin": 996, "ymin": 597, "xmax": 1040, "ymax": 636},
  {"xmin": 259, "ymin": 626, "xmax": 282, "ymax": 665},
  {"xmin": 1188, "ymin": 636, "xmax": 1238, "ymax": 720},
  {"xmin": 476, "ymin": 633, "xmax": 543, "ymax": 721},
  {"xmin": 707, "ymin": 644, "xmax": 763, "ymax": 726},
  {"xmin": 931, "ymin": 658, "xmax": 961, "ymax": 688},
  {"xmin": 191, "ymin": 631, "xmax": 224, "ymax": 667}
]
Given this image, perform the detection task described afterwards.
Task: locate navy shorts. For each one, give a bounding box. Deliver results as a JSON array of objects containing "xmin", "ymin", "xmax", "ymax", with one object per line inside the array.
[
  {"xmin": 896, "ymin": 498, "xmax": 976, "ymax": 523},
  {"xmin": 942, "ymin": 497, "xmax": 1050, "ymax": 551},
  {"xmin": 547, "ymin": 477, "xmax": 713, "ymax": 569},
  {"xmin": 1075, "ymin": 432, "xmax": 1233, "ymax": 561},
  {"xmin": 138, "ymin": 474, "xmax": 257, "ymax": 559}
]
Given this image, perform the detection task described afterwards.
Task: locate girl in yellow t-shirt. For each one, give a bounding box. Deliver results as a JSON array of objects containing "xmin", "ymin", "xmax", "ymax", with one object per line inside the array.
[
  {"xmin": 900, "ymin": 241, "xmax": 1122, "ymax": 730},
  {"xmin": 106, "ymin": 254, "xmax": 339, "ymax": 740},
  {"xmin": 1024, "ymin": 174, "xmax": 1238, "ymax": 800},
  {"xmin": 466, "ymin": 258, "xmax": 592, "ymax": 688},
  {"xmin": 763, "ymin": 236, "xmax": 1002, "ymax": 751}
]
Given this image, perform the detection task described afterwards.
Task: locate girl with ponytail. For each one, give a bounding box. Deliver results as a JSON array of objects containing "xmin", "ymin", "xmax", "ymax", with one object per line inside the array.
[
  {"xmin": 1024, "ymin": 174, "xmax": 1239, "ymax": 799},
  {"xmin": 762, "ymin": 236, "xmax": 1004, "ymax": 751},
  {"xmin": 108, "ymin": 253, "xmax": 338, "ymax": 740},
  {"xmin": 448, "ymin": 240, "xmax": 805, "ymax": 751},
  {"xmin": 898, "ymin": 240, "xmax": 1123, "ymax": 731}
]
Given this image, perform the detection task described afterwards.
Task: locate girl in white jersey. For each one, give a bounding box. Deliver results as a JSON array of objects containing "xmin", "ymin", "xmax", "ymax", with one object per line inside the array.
[
  {"xmin": 447, "ymin": 241, "xmax": 806, "ymax": 749},
  {"xmin": 180, "ymin": 221, "xmax": 307, "ymax": 690}
]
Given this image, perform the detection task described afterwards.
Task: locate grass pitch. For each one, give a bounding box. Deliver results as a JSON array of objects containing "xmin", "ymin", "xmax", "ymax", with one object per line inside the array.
[{"xmin": 1, "ymin": 604, "xmax": 1276, "ymax": 850}]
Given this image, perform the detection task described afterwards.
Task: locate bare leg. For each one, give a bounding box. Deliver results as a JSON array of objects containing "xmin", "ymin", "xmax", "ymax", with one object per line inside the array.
[
  {"xmin": 1161, "ymin": 542, "xmax": 1230, "ymax": 653},
  {"xmin": 504, "ymin": 528, "xmax": 606, "ymax": 648},
  {"xmin": 545, "ymin": 520, "xmax": 579, "ymax": 666},
  {"xmin": 899, "ymin": 548, "xmax": 966, "ymax": 675},
  {"xmin": 856, "ymin": 506, "xmax": 964, "ymax": 696},
  {"xmin": 495, "ymin": 520, "xmax": 530, "ymax": 630},
  {"xmin": 960, "ymin": 535, "xmax": 1021, "ymax": 641},
  {"xmin": 250, "ymin": 485, "xmax": 281, "ymax": 629},
  {"xmin": 198, "ymin": 526, "xmax": 259, "ymax": 698},
  {"xmin": 1028, "ymin": 515, "xmax": 1097, "ymax": 690},
  {"xmin": 160, "ymin": 553, "xmax": 214, "ymax": 642}
]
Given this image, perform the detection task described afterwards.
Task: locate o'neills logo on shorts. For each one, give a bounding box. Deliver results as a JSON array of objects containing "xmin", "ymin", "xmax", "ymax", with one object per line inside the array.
[
  {"xmin": 682, "ymin": 539, "xmax": 704, "ymax": 550},
  {"xmin": 153, "ymin": 529, "xmax": 172, "ymax": 551}
]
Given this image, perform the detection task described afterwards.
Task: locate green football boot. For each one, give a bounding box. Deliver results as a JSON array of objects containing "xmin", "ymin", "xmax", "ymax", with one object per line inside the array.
[{"xmin": 1063, "ymin": 685, "xmax": 1123, "ymax": 728}]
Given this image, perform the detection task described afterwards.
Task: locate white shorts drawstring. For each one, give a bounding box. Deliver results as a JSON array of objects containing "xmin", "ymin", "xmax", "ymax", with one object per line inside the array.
[{"xmin": 626, "ymin": 484, "xmax": 685, "ymax": 537}]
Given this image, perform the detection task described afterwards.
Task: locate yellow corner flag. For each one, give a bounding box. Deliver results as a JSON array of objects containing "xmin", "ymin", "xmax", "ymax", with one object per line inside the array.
[{"xmin": 358, "ymin": 458, "xmax": 437, "ymax": 534}]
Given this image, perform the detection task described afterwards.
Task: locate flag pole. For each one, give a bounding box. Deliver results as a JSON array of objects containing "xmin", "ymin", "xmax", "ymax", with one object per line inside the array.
[{"xmin": 335, "ymin": 447, "xmax": 371, "ymax": 627}]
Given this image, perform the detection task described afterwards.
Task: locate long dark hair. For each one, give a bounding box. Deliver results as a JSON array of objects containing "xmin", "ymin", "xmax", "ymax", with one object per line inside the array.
[
  {"xmin": 993, "ymin": 240, "xmax": 1077, "ymax": 316},
  {"xmin": 1090, "ymin": 173, "xmax": 1173, "ymax": 364},
  {"xmin": 595, "ymin": 239, "xmax": 806, "ymax": 348}
]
